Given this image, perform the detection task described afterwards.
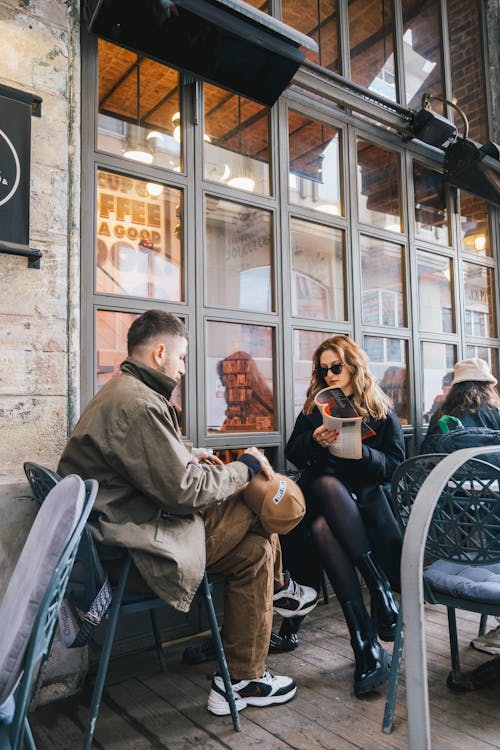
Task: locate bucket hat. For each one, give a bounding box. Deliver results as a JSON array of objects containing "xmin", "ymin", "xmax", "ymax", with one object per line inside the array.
[{"xmin": 452, "ymin": 357, "xmax": 497, "ymax": 386}]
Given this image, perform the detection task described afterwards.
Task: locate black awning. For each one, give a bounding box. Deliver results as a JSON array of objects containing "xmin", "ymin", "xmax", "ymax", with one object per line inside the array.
[{"xmin": 84, "ymin": 0, "xmax": 318, "ymax": 107}]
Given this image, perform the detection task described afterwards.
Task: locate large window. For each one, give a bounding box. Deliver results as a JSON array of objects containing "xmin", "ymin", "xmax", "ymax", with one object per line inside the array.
[{"xmin": 83, "ymin": 3, "xmax": 498, "ymax": 462}]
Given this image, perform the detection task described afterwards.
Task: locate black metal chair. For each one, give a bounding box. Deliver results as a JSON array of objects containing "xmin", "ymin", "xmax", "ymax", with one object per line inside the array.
[
  {"xmin": 23, "ymin": 462, "xmax": 241, "ymax": 748},
  {"xmin": 382, "ymin": 453, "xmax": 500, "ymax": 733}
]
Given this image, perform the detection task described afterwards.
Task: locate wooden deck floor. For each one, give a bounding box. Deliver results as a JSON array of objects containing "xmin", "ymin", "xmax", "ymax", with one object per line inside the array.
[{"xmin": 30, "ymin": 595, "xmax": 500, "ymax": 749}]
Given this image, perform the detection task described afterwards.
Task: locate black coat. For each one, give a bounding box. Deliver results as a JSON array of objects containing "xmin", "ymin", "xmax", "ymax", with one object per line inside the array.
[
  {"xmin": 426, "ymin": 403, "xmax": 500, "ymax": 437},
  {"xmin": 285, "ymin": 406, "xmax": 405, "ymax": 493}
]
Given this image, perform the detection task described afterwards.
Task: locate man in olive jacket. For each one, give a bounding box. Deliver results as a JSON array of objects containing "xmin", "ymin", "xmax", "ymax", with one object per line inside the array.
[{"xmin": 58, "ymin": 309, "xmax": 315, "ymax": 715}]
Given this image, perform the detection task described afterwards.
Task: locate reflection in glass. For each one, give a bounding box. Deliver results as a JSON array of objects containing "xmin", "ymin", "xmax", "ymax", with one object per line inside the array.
[
  {"xmin": 417, "ymin": 251, "xmax": 454, "ymax": 333},
  {"xmin": 413, "ymin": 163, "xmax": 449, "ymax": 244},
  {"xmin": 204, "ymin": 85, "xmax": 270, "ymax": 195},
  {"xmin": 364, "ymin": 336, "xmax": 408, "ymax": 424},
  {"xmin": 357, "ymin": 140, "xmax": 401, "ymax": 231},
  {"xmin": 206, "ymin": 321, "xmax": 275, "ymax": 433},
  {"xmin": 291, "ymin": 218, "xmax": 345, "ymax": 321},
  {"xmin": 96, "ymin": 170, "xmax": 183, "ymax": 301},
  {"xmin": 282, "ymin": 0, "xmax": 339, "ymax": 71},
  {"xmin": 349, "ymin": 0, "xmax": 396, "ymax": 101},
  {"xmin": 421, "ymin": 341, "xmax": 456, "ymax": 425},
  {"xmin": 465, "ymin": 346, "xmax": 498, "ymax": 382},
  {"xmin": 96, "ymin": 309, "xmax": 183, "ymax": 420},
  {"xmin": 402, "ymin": 0, "xmax": 445, "ymax": 111},
  {"xmin": 460, "ymin": 192, "xmax": 491, "ymax": 256},
  {"xmin": 288, "ymin": 113, "xmax": 342, "ymax": 216},
  {"xmin": 205, "ymin": 196, "xmax": 273, "ymax": 312},
  {"xmin": 97, "ymin": 40, "xmax": 182, "ymax": 172},
  {"xmin": 463, "ymin": 262, "xmax": 496, "ymax": 338},
  {"xmin": 292, "ymin": 329, "xmax": 330, "ymax": 417},
  {"xmin": 361, "ymin": 237, "xmax": 405, "ymax": 327}
]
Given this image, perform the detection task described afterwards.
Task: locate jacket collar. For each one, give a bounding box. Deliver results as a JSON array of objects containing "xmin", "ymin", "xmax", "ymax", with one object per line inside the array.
[{"xmin": 120, "ymin": 358, "xmax": 177, "ymax": 400}]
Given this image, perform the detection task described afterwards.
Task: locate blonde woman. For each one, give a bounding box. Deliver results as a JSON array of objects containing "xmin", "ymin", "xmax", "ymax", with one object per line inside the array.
[{"xmin": 280, "ymin": 335, "xmax": 405, "ymax": 697}]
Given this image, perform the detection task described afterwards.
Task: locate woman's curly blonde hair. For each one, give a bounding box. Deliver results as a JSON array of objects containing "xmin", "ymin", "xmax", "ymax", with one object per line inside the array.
[{"xmin": 303, "ymin": 334, "xmax": 392, "ymax": 420}]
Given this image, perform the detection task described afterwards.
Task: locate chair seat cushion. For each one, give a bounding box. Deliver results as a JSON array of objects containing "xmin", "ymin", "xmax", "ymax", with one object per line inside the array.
[{"xmin": 425, "ymin": 559, "xmax": 500, "ymax": 604}]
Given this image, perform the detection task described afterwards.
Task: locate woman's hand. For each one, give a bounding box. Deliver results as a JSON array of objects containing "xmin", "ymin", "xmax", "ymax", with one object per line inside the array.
[{"xmin": 313, "ymin": 426, "xmax": 339, "ymax": 448}]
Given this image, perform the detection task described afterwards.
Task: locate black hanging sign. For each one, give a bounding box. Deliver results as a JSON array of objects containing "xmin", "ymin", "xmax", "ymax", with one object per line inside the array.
[{"xmin": 0, "ymin": 87, "xmax": 42, "ymax": 268}]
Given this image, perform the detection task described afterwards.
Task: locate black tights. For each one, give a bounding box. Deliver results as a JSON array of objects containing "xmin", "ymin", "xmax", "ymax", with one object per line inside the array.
[{"xmin": 309, "ymin": 475, "xmax": 371, "ymax": 604}]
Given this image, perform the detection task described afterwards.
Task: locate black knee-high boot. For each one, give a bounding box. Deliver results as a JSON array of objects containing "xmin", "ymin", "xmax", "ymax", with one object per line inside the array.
[
  {"xmin": 343, "ymin": 598, "xmax": 390, "ymax": 697},
  {"xmin": 269, "ymin": 616, "xmax": 302, "ymax": 652},
  {"xmin": 356, "ymin": 551, "xmax": 398, "ymax": 642}
]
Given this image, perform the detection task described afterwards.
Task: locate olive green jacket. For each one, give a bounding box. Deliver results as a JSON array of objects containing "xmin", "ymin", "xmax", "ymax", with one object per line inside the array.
[{"xmin": 57, "ymin": 358, "xmax": 249, "ymax": 612}]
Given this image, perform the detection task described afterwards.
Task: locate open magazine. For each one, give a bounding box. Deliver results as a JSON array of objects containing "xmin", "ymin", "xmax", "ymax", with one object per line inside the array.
[{"xmin": 314, "ymin": 386, "xmax": 376, "ymax": 460}]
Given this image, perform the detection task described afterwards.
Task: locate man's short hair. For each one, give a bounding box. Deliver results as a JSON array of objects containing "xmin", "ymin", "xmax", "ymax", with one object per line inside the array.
[{"xmin": 127, "ymin": 310, "xmax": 188, "ymax": 355}]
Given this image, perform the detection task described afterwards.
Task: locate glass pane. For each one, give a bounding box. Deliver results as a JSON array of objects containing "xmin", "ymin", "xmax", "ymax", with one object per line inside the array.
[
  {"xmin": 292, "ymin": 329, "xmax": 330, "ymax": 417},
  {"xmin": 206, "ymin": 321, "xmax": 275, "ymax": 434},
  {"xmin": 204, "ymin": 86, "xmax": 270, "ymax": 196},
  {"xmin": 96, "ymin": 170, "xmax": 183, "ymax": 301},
  {"xmin": 288, "ymin": 112, "xmax": 342, "ymax": 216},
  {"xmin": 402, "ymin": 0, "xmax": 445, "ymax": 111},
  {"xmin": 417, "ymin": 251, "xmax": 454, "ymax": 333},
  {"xmin": 205, "ymin": 196, "xmax": 273, "ymax": 312},
  {"xmin": 421, "ymin": 341, "xmax": 456, "ymax": 425},
  {"xmin": 96, "ymin": 309, "xmax": 183, "ymax": 419},
  {"xmin": 97, "ymin": 40, "xmax": 181, "ymax": 172},
  {"xmin": 459, "ymin": 192, "xmax": 491, "ymax": 256},
  {"xmin": 413, "ymin": 162, "xmax": 449, "ymax": 244},
  {"xmin": 465, "ymin": 346, "xmax": 499, "ymax": 382},
  {"xmin": 364, "ymin": 336, "xmax": 409, "ymax": 424},
  {"xmin": 291, "ymin": 218, "xmax": 345, "ymax": 321},
  {"xmin": 357, "ymin": 140, "xmax": 401, "ymax": 231},
  {"xmin": 349, "ymin": 0, "xmax": 396, "ymax": 101},
  {"xmin": 463, "ymin": 262, "xmax": 496, "ymax": 338},
  {"xmin": 282, "ymin": 0, "xmax": 339, "ymax": 71},
  {"xmin": 361, "ymin": 237, "xmax": 405, "ymax": 327}
]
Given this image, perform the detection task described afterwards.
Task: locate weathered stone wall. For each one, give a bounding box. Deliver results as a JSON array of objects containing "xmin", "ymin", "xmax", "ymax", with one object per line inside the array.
[{"xmin": 0, "ymin": 0, "xmax": 80, "ymax": 480}]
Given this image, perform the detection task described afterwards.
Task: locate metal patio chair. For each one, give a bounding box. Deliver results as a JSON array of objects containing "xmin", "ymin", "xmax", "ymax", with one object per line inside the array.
[
  {"xmin": 23, "ymin": 462, "xmax": 241, "ymax": 748},
  {"xmin": 382, "ymin": 451, "xmax": 500, "ymax": 734},
  {"xmin": 0, "ymin": 474, "xmax": 98, "ymax": 750}
]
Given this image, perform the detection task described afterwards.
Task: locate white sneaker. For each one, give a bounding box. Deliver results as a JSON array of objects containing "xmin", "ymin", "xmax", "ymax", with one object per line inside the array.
[
  {"xmin": 470, "ymin": 624, "xmax": 500, "ymax": 654},
  {"xmin": 207, "ymin": 669, "xmax": 297, "ymax": 715},
  {"xmin": 272, "ymin": 571, "xmax": 318, "ymax": 618}
]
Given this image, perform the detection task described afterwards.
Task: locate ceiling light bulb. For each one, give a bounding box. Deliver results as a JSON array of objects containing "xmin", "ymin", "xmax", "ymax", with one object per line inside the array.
[
  {"xmin": 227, "ymin": 175, "xmax": 255, "ymax": 192},
  {"xmin": 474, "ymin": 234, "xmax": 486, "ymax": 252},
  {"xmin": 146, "ymin": 182, "xmax": 164, "ymax": 197},
  {"xmin": 122, "ymin": 147, "xmax": 153, "ymax": 165}
]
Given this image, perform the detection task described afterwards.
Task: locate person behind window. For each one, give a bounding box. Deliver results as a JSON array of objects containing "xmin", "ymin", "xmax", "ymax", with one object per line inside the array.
[
  {"xmin": 280, "ymin": 334, "xmax": 405, "ymax": 698},
  {"xmin": 57, "ymin": 309, "xmax": 318, "ymax": 716},
  {"xmin": 424, "ymin": 370, "xmax": 453, "ymax": 423}
]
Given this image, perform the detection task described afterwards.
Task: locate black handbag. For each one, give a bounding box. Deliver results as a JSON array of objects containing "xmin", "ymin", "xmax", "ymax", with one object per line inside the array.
[{"xmin": 354, "ymin": 483, "xmax": 402, "ymax": 592}]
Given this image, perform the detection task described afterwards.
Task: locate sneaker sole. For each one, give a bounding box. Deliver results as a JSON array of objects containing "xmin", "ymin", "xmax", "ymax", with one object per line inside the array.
[
  {"xmin": 207, "ymin": 685, "xmax": 297, "ymax": 715},
  {"xmin": 207, "ymin": 693, "xmax": 248, "ymax": 716},
  {"xmin": 245, "ymin": 684, "xmax": 297, "ymax": 707},
  {"xmin": 273, "ymin": 599, "xmax": 318, "ymax": 618}
]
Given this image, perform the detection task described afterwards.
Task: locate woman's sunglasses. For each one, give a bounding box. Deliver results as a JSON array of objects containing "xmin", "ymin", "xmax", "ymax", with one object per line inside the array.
[{"xmin": 317, "ymin": 363, "xmax": 344, "ymax": 378}]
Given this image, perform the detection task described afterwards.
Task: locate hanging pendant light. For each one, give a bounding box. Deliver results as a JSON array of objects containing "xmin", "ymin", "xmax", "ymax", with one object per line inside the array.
[
  {"xmin": 123, "ymin": 57, "xmax": 153, "ymax": 164},
  {"xmin": 227, "ymin": 95, "xmax": 255, "ymax": 192}
]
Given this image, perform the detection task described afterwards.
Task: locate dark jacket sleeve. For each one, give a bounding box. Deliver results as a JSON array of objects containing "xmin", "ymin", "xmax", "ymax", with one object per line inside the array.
[{"xmin": 285, "ymin": 410, "xmax": 324, "ymax": 470}]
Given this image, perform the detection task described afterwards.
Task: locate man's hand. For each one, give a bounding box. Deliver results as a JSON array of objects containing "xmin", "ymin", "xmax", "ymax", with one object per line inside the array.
[
  {"xmin": 243, "ymin": 447, "xmax": 275, "ymax": 479},
  {"xmin": 197, "ymin": 454, "xmax": 224, "ymax": 465}
]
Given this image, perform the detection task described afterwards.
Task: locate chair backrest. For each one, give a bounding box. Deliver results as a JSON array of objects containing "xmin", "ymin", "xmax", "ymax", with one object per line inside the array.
[
  {"xmin": 391, "ymin": 453, "xmax": 500, "ymax": 565},
  {"xmin": 0, "ymin": 476, "xmax": 98, "ymax": 748},
  {"xmin": 23, "ymin": 462, "xmax": 61, "ymax": 506}
]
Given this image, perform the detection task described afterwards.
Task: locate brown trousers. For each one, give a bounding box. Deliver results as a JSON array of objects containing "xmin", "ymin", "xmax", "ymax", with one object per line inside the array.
[{"xmin": 204, "ymin": 492, "xmax": 283, "ymax": 680}]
